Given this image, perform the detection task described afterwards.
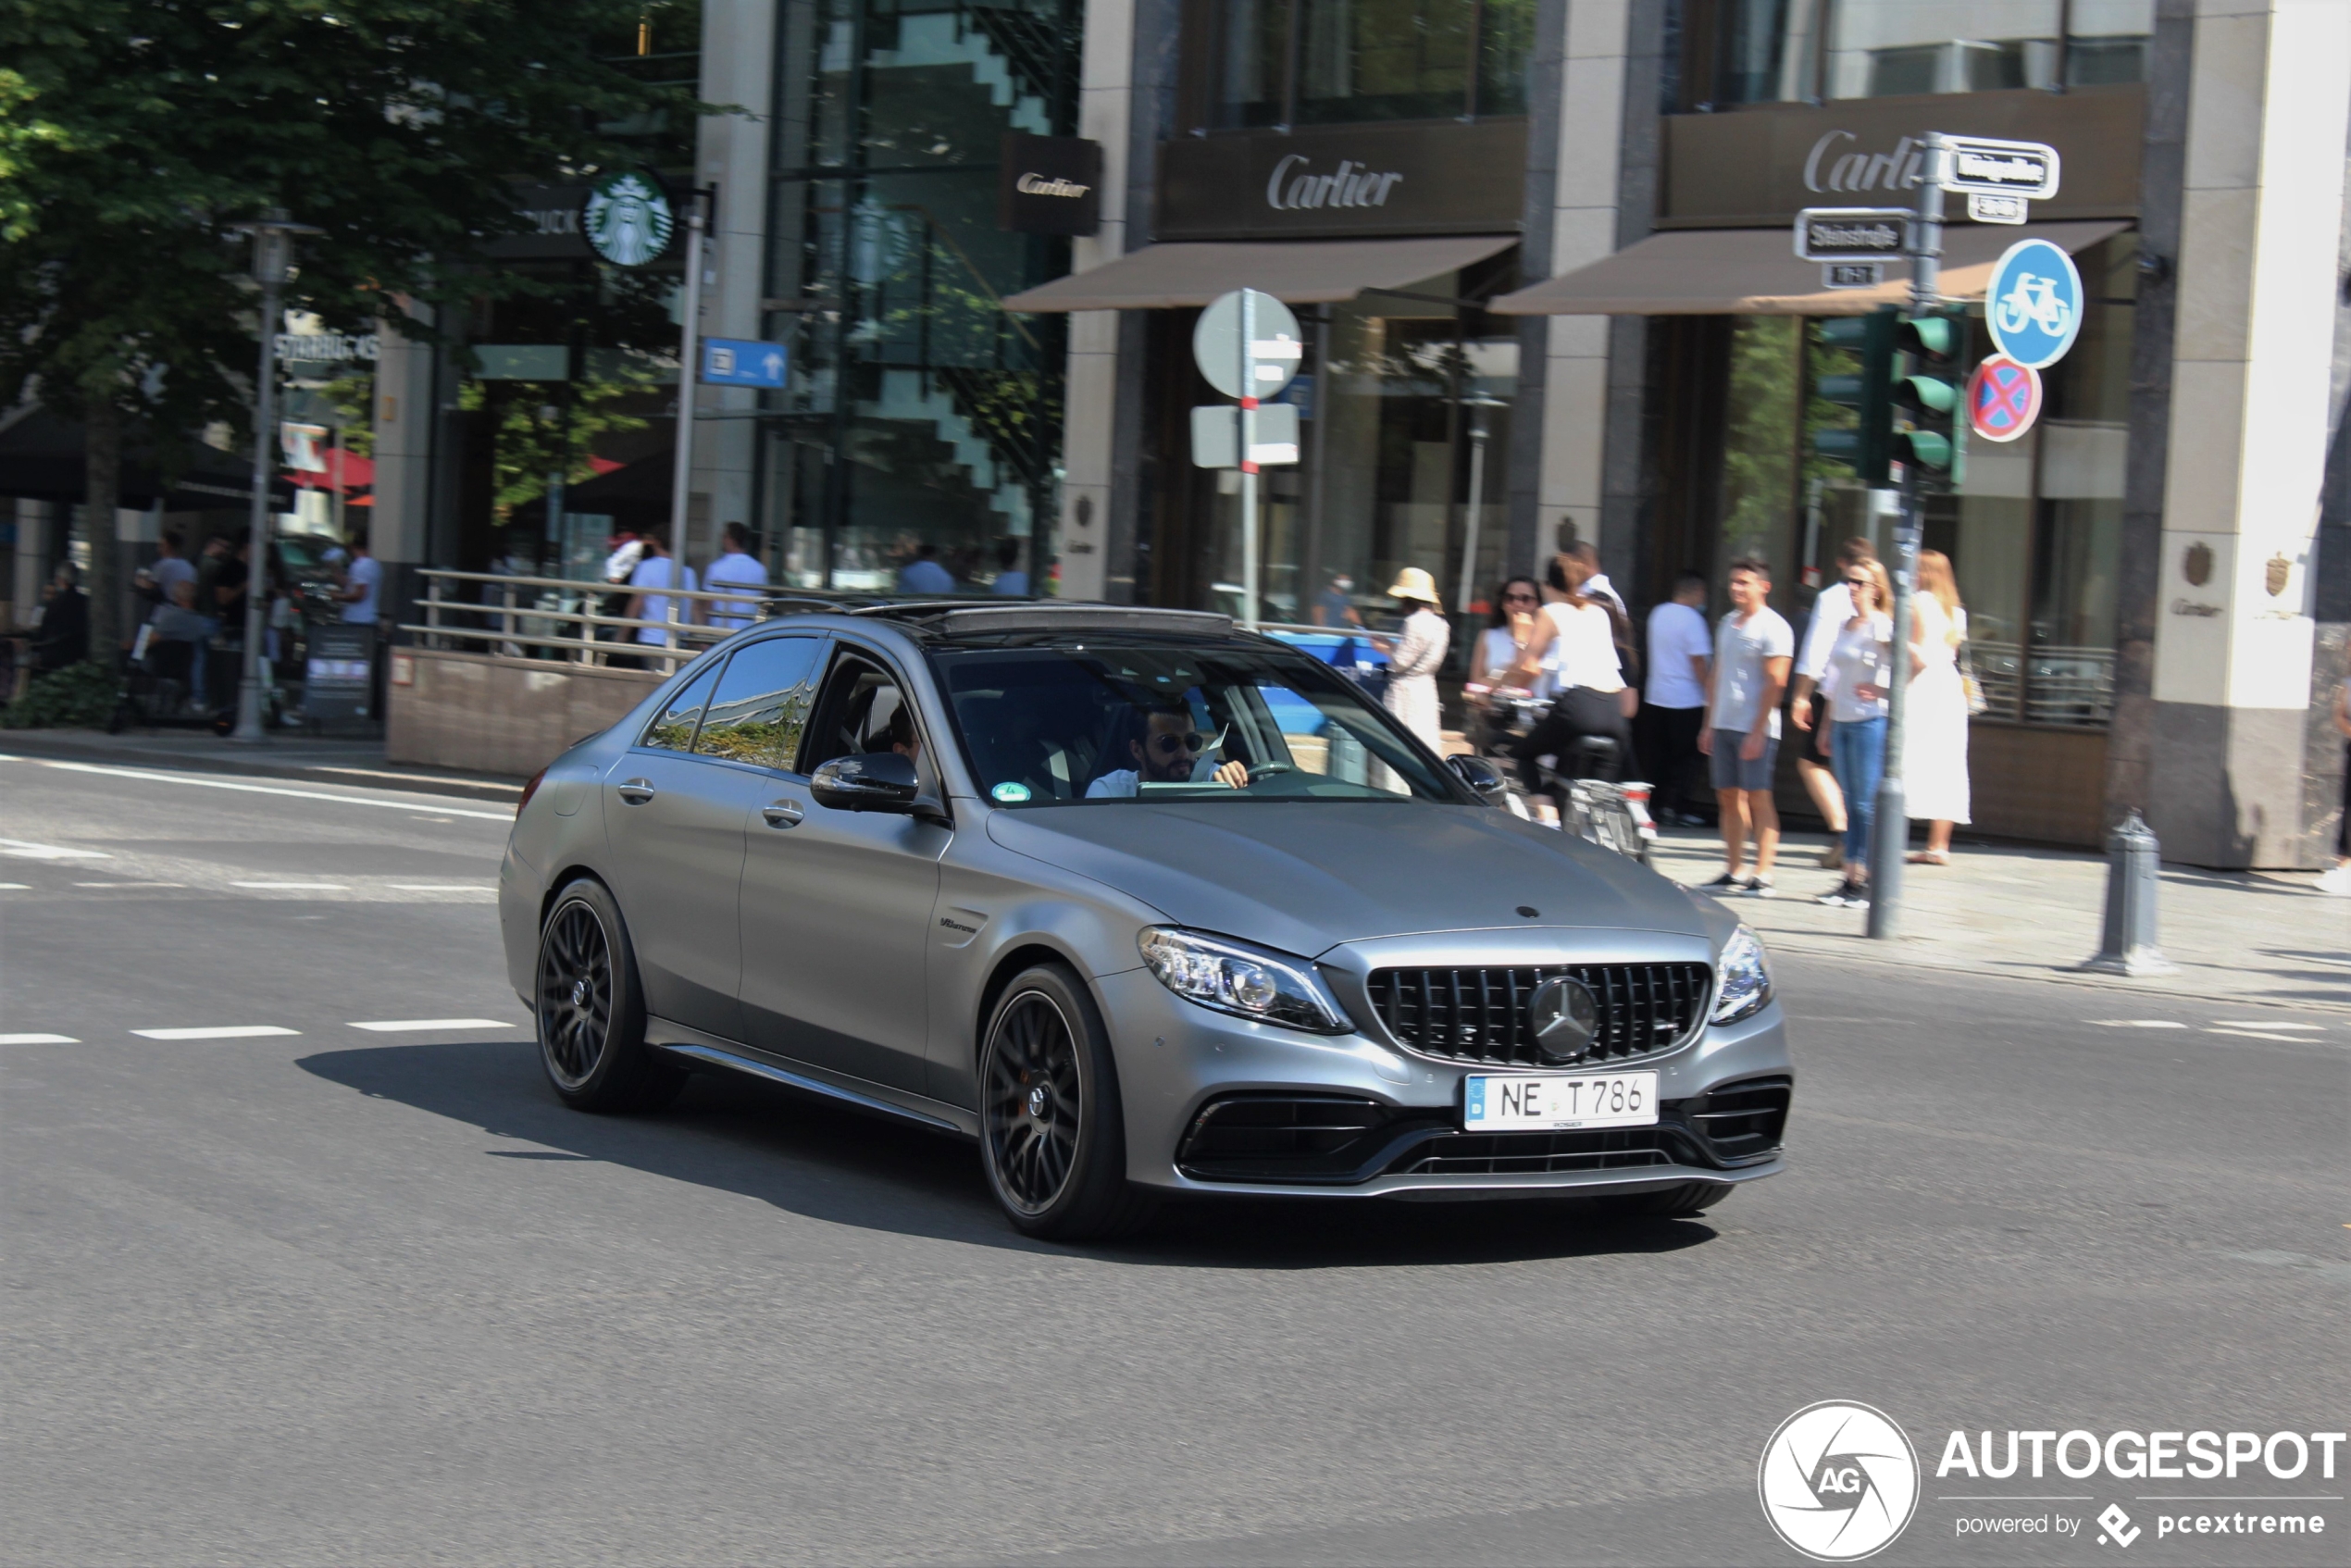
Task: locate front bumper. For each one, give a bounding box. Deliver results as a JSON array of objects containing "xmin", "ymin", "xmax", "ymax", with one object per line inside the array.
[{"xmin": 1096, "ymin": 965, "xmax": 1792, "ymax": 1199}]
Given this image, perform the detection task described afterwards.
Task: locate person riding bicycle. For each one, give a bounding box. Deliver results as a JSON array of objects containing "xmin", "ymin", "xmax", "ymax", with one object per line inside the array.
[{"xmin": 1506, "ymin": 553, "xmax": 1637, "ymax": 789}]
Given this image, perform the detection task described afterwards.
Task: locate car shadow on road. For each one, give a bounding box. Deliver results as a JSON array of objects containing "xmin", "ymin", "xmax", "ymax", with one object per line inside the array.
[{"xmin": 297, "ymin": 1038, "xmax": 1723, "ymax": 1269}]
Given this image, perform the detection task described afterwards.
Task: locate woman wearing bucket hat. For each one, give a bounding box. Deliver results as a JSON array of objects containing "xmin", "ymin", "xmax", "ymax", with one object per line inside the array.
[{"xmin": 1373, "ymin": 566, "xmax": 1449, "ymax": 752}]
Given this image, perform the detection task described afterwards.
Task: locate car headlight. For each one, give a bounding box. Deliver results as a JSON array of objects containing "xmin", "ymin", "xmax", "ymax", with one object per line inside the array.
[
  {"xmin": 1138, "ymin": 927, "xmax": 1351, "ymax": 1034},
  {"xmin": 1710, "ymin": 924, "xmax": 1773, "ymax": 1025}
]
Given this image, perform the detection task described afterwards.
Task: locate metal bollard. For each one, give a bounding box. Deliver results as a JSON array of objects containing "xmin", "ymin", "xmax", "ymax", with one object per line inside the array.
[{"xmin": 2080, "ymin": 810, "xmax": 2177, "ymax": 976}]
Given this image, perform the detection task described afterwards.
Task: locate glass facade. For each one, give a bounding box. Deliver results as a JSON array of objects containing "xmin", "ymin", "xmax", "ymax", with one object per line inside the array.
[
  {"xmin": 1676, "ymin": 0, "xmax": 2153, "ymax": 109},
  {"xmin": 1213, "ymin": 0, "xmax": 1535, "ymax": 126},
  {"xmin": 757, "ymin": 0, "xmax": 1078, "ymax": 591}
]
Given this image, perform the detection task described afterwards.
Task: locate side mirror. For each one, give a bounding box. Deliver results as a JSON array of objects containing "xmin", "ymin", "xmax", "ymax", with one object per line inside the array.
[
  {"xmin": 1448, "ymin": 753, "xmax": 1511, "ymax": 802},
  {"xmin": 810, "ymin": 753, "xmax": 922, "ymax": 813}
]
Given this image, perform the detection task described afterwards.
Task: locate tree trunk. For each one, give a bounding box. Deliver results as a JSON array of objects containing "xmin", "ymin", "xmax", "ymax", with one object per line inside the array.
[{"xmin": 82, "ymin": 398, "xmax": 123, "ymax": 666}]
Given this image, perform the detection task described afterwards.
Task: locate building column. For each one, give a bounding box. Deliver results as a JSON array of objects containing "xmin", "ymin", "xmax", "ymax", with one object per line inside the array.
[
  {"xmin": 690, "ymin": 0, "xmax": 777, "ymax": 575},
  {"xmin": 1055, "ymin": 0, "xmax": 1137, "ymax": 602},
  {"xmin": 1531, "ymin": 0, "xmax": 1633, "ymax": 569},
  {"xmin": 2141, "ymin": 0, "xmax": 2351, "ymax": 867},
  {"xmin": 14, "ymin": 498, "xmax": 54, "ymax": 630},
  {"xmin": 371, "ymin": 299, "xmax": 437, "ymax": 568}
]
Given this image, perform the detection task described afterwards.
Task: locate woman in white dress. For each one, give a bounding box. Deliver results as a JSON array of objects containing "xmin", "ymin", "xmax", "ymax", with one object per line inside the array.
[
  {"xmin": 1375, "ymin": 566, "xmax": 1450, "ymax": 753},
  {"xmin": 1902, "ymin": 549, "xmax": 1972, "ymax": 863}
]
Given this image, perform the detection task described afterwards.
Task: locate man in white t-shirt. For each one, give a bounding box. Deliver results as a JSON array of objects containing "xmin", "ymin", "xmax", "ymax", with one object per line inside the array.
[
  {"xmin": 703, "ymin": 522, "xmax": 769, "ymax": 630},
  {"xmin": 626, "ymin": 529, "xmax": 699, "ymax": 654},
  {"xmin": 1642, "ymin": 572, "xmax": 1713, "ymax": 825},
  {"xmin": 1698, "ymin": 557, "xmax": 1794, "ymax": 896},
  {"xmin": 1789, "ymin": 536, "xmax": 1876, "ymax": 870},
  {"xmin": 1085, "ymin": 706, "xmax": 1250, "ymax": 797}
]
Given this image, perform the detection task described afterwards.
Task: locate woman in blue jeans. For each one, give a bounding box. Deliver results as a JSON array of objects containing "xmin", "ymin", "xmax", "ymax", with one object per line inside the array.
[{"xmin": 1814, "ymin": 560, "xmax": 1895, "ymax": 908}]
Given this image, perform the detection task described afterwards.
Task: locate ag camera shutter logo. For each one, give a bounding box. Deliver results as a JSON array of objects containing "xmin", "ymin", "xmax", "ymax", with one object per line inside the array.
[{"xmin": 1760, "ymin": 1400, "xmax": 1921, "ymax": 1561}]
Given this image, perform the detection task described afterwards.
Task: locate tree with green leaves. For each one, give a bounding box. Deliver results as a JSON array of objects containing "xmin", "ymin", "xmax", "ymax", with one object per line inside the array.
[{"xmin": 0, "ymin": 0, "xmax": 702, "ymax": 666}]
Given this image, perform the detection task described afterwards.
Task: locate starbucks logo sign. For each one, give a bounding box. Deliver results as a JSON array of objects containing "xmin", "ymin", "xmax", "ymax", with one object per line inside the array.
[{"xmin": 583, "ymin": 171, "xmax": 674, "ymax": 267}]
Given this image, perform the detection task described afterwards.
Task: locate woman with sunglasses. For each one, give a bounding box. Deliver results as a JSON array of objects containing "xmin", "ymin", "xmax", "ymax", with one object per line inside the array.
[
  {"xmin": 1464, "ymin": 575, "xmax": 1545, "ymax": 773},
  {"xmin": 1505, "ymin": 551, "xmax": 1636, "ymax": 787},
  {"xmin": 1813, "ymin": 559, "xmax": 1896, "ymax": 907}
]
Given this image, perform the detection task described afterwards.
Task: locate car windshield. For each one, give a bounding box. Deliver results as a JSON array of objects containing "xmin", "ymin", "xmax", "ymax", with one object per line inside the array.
[{"xmin": 928, "ymin": 640, "xmax": 1464, "ymax": 805}]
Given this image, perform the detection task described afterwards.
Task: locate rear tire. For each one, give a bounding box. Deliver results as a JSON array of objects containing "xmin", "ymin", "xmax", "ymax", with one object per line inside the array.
[
  {"xmin": 1596, "ymin": 1180, "xmax": 1734, "ymax": 1219},
  {"xmin": 535, "ymin": 877, "xmax": 686, "ymax": 1114},
  {"xmin": 977, "ymin": 964, "xmax": 1155, "ymax": 1242}
]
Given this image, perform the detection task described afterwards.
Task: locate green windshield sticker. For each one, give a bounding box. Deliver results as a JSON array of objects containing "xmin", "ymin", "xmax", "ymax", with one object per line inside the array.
[{"xmin": 990, "ymin": 781, "xmax": 1034, "ymax": 803}]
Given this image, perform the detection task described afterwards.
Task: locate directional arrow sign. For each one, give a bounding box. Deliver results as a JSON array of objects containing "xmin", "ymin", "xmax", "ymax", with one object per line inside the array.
[
  {"xmin": 701, "ymin": 336, "xmax": 790, "ymax": 389},
  {"xmin": 1942, "ymin": 136, "xmax": 2060, "ymax": 201},
  {"xmin": 1794, "ymin": 207, "xmax": 1911, "ymax": 263}
]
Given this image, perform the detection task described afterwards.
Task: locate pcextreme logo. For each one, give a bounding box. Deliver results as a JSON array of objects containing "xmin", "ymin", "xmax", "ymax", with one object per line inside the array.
[{"xmin": 1760, "ymin": 1400, "xmax": 1922, "ymax": 1561}]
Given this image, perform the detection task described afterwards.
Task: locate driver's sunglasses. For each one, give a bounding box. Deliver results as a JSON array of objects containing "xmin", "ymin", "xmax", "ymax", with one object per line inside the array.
[{"xmin": 1148, "ymin": 731, "xmax": 1210, "ymax": 756}]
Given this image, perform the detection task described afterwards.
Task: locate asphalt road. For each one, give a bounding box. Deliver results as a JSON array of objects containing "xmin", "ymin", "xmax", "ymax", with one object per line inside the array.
[{"xmin": 3, "ymin": 751, "xmax": 2345, "ymax": 1567}]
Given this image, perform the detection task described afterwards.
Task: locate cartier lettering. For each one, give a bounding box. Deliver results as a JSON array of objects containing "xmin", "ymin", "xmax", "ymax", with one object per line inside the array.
[
  {"xmin": 1805, "ymin": 130, "xmax": 1928, "ymax": 194},
  {"xmin": 1014, "ymin": 172, "xmax": 1089, "ymax": 199},
  {"xmin": 1265, "ymin": 155, "xmax": 1403, "ymax": 212}
]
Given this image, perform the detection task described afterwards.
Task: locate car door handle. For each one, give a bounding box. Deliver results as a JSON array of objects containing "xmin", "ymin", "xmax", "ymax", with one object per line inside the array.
[
  {"xmin": 761, "ymin": 800, "xmax": 804, "ymax": 828},
  {"xmin": 616, "ymin": 778, "xmax": 656, "ymax": 805}
]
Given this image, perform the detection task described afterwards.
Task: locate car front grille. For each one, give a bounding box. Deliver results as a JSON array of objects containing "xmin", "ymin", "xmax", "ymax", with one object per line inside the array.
[
  {"xmin": 1363, "ymin": 963, "xmax": 1713, "ymax": 1067},
  {"xmin": 1386, "ymin": 1126, "xmax": 1675, "ymax": 1176}
]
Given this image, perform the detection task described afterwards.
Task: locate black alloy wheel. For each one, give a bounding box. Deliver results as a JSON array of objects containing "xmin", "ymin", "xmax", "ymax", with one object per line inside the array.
[
  {"xmin": 534, "ymin": 877, "xmax": 683, "ymax": 1114},
  {"xmin": 977, "ymin": 964, "xmax": 1154, "ymax": 1241}
]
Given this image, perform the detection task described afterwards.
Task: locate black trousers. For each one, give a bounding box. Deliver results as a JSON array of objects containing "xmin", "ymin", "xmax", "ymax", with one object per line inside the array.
[
  {"xmin": 1514, "ymin": 686, "xmax": 1635, "ymax": 788},
  {"xmin": 1639, "ymin": 704, "xmax": 1707, "ymax": 815}
]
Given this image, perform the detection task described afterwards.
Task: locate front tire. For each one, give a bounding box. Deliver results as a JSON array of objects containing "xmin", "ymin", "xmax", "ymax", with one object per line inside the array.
[
  {"xmin": 535, "ymin": 877, "xmax": 685, "ymax": 1114},
  {"xmin": 977, "ymin": 964, "xmax": 1153, "ymax": 1241}
]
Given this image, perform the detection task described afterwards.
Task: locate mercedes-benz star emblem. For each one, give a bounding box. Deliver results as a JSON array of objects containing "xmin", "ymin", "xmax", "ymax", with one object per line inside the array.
[{"xmin": 1526, "ymin": 976, "xmax": 1599, "ymax": 1064}]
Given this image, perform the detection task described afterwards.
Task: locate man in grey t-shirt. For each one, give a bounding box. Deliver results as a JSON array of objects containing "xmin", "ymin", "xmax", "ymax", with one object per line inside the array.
[{"xmin": 1698, "ymin": 557, "xmax": 1794, "ymax": 895}]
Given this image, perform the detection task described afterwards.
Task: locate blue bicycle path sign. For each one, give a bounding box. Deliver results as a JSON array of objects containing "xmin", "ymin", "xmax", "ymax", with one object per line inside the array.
[{"xmin": 1984, "ymin": 238, "xmax": 2084, "ymax": 370}]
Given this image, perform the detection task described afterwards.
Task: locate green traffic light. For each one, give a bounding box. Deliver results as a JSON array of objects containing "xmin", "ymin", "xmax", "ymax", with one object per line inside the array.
[
  {"xmin": 1813, "ymin": 429, "xmax": 1866, "ymax": 464},
  {"xmin": 1896, "ymin": 429, "xmax": 1955, "ymax": 470},
  {"xmin": 1895, "ymin": 374, "xmax": 1959, "ymax": 414},
  {"xmin": 1897, "ymin": 313, "xmax": 1962, "ymax": 361}
]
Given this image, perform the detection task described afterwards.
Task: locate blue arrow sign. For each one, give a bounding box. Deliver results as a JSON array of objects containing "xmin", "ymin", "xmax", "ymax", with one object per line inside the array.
[
  {"xmin": 701, "ymin": 337, "xmax": 790, "ymax": 389},
  {"xmin": 1984, "ymin": 239, "xmax": 2084, "ymax": 370}
]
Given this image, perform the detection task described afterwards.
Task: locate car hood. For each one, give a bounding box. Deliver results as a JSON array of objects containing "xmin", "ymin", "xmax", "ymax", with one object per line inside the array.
[{"xmin": 985, "ymin": 801, "xmax": 1710, "ymax": 957}]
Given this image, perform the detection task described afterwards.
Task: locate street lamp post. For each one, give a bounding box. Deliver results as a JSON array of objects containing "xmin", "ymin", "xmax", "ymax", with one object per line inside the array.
[{"xmin": 226, "ymin": 208, "xmax": 321, "ymax": 745}]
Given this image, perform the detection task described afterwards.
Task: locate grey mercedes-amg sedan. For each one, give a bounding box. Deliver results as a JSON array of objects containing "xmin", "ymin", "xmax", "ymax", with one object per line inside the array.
[{"xmin": 499, "ymin": 603, "xmax": 1790, "ymax": 1239}]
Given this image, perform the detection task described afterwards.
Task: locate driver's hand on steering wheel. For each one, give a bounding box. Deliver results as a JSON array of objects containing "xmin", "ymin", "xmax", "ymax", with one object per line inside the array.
[{"xmin": 1211, "ymin": 758, "xmax": 1250, "ymax": 788}]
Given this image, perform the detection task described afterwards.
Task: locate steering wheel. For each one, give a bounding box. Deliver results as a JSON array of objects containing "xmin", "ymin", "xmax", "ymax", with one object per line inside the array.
[{"xmin": 1246, "ymin": 762, "xmax": 1293, "ymax": 782}]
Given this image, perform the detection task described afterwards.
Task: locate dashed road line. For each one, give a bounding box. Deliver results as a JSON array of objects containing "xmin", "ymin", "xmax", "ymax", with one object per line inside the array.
[
  {"xmin": 1, "ymin": 838, "xmax": 111, "ymax": 860},
  {"xmin": 232, "ymin": 882, "xmax": 351, "ymax": 892},
  {"xmin": 24, "ymin": 759, "xmax": 516, "ymax": 823},
  {"xmin": 0, "ymin": 1034, "xmax": 79, "ymax": 1045},
  {"xmin": 0, "ymin": 883, "xmax": 30, "ymax": 890},
  {"xmin": 72, "ymin": 881, "xmax": 186, "ymax": 889},
  {"xmin": 349, "ymin": 1018, "xmax": 515, "ymax": 1032},
  {"xmin": 2088, "ymin": 1019, "xmax": 2187, "ymax": 1028},
  {"xmin": 130, "ymin": 1026, "xmax": 301, "ymax": 1040},
  {"xmin": 386, "ymin": 883, "xmax": 493, "ymax": 892},
  {"xmin": 2210, "ymin": 1021, "xmax": 2324, "ymax": 1031}
]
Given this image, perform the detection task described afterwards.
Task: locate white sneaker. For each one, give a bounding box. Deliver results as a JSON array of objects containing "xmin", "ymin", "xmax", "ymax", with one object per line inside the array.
[{"xmin": 2319, "ymin": 865, "xmax": 2351, "ymax": 896}]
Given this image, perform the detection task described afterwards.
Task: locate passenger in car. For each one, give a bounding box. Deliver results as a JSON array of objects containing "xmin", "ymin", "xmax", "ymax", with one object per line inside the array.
[{"xmin": 1085, "ymin": 703, "xmax": 1250, "ymax": 797}]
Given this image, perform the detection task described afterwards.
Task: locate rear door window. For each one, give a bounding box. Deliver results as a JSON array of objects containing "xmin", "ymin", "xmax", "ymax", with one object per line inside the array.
[
  {"xmin": 639, "ymin": 661, "xmax": 723, "ymax": 752},
  {"xmin": 694, "ymin": 635, "xmax": 827, "ymax": 772}
]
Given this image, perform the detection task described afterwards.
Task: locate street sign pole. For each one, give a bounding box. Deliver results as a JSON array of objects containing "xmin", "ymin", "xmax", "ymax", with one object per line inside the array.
[
  {"xmin": 1867, "ymin": 132, "xmax": 1947, "ymax": 940},
  {"xmin": 667, "ymin": 188, "xmax": 711, "ymax": 557},
  {"xmin": 1238, "ymin": 288, "xmax": 1259, "ymax": 632}
]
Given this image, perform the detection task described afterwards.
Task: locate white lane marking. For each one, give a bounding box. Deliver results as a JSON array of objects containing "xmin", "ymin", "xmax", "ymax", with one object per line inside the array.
[
  {"xmin": 232, "ymin": 882, "xmax": 350, "ymax": 891},
  {"xmin": 2087, "ymin": 1019, "xmax": 2187, "ymax": 1028},
  {"xmin": 387, "ymin": 883, "xmax": 492, "ymax": 892},
  {"xmin": 2205, "ymin": 1027, "xmax": 2330, "ymax": 1044},
  {"xmin": 1, "ymin": 838, "xmax": 112, "ymax": 860},
  {"xmin": 0, "ymin": 882, "xmax": 30, "ymax": 890},
  {"xmin": 315, "ymin": 765, "xmax": 520, "ymax": 792},
  {"xmin": 31, "ymin": 761, "xmax": 516, "ymax": 822},
  {"xmin": 0, "ymin": 1033, "xmax": 80, "ymax": 1045},
  {"xmin": 348, "ymin": 1018, "xmax": 516, "ymax": 1032},
  {"xmin": 411, "ymin": 816, "xmax": 456, "ymax": 824},
  {"xmin": 131, "ymin": 1026, "xmax": 300, "ymax": 1039},
  {"xmin": 73, "ymin": 881, "xmax": 187, "ymax": 889},
  {"xmin": 2209, "ymin": 1021, "xmax": 2324, "ymax": 1031}
]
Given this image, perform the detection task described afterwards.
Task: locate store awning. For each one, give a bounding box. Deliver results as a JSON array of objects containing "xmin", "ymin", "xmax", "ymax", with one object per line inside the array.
[
  {"xmin": 1001, "ymin": 234, "xmax": 1519, "ymax": 312},
  {"xmin": 1489, "ymin": 220, "xmax": 2128, "ymax": 316}
]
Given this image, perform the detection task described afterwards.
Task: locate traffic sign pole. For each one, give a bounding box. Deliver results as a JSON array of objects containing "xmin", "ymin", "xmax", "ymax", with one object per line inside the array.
[{"xmin": 1238, "ymin": 288, "xmax": 1259, "ymax": 632}]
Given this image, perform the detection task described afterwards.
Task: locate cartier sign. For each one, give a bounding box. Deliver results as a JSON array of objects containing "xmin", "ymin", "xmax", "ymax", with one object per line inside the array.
[
  {"xmin": 1662, "ymin": 84, "xmax": 2143, "ymax": 228},
  {"xmin": 1000, "ymin": 134, "xmax": 1101, "ymax": 237},
  {"xmin": 1160, "ymin": 118, "xmax": 1526, "ymax": 240}
]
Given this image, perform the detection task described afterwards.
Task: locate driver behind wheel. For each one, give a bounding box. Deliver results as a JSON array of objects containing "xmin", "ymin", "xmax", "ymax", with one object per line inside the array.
[{"xmin": 1085, "ymin": 701, "xmax": 1250, "ymax": 798}]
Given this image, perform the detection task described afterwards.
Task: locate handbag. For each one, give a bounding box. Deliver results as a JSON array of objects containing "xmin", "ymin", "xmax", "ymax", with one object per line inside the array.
[{"xmin": 1957, "ymin": 639, "xmax": 1989, "ymax": 716}]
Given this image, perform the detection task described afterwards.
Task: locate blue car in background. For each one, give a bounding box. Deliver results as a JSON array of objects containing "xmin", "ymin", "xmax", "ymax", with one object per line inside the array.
[{"xmin": 1259, "ymin": 628, "xmax": 1390, "ymax": 726}]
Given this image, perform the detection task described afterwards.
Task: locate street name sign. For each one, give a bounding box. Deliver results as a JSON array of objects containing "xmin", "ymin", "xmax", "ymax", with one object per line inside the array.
[
  {"xmin": 1966, "ymin": 192, "xmax": 2030, "ymax": 225},
  {"xmin": 702, "ymin": 337, "xmax": 790, "ymax": 389},
  {"xmin": 1821, "ymin": 262, "xmax": 1885, "ymax": 290},
  {"xmin": 1194, "ymin": 289, "xmax": 1303, "ymax": 399},
  {"xmin": 1966, "ymin": 355, "xmax": 2042, "ymax": 443},
  {"xmin": 1942, "ymin": 136, "xmax": 2060, "ymax": 201},
  {"xmin": 1793, "ymin": 207, "xmax": 1910, "ymax": 263},
  {"xmin": 1985, "ymin": 238, "xmax": 2084, "ymax": 369},
  {"xmin": 1191, "ymin": 403, "xmax": 1300, "ymax": 467}
]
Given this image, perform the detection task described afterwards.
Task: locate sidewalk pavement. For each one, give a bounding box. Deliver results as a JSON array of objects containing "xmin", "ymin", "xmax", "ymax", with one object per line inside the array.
[
  {"xmin": 0, "ymin": 726, "xmax": 525, "ymax": 803},
  {"xmin": 1649, "ymin": 825, "xmax": 2348, "ymax": 1014}
]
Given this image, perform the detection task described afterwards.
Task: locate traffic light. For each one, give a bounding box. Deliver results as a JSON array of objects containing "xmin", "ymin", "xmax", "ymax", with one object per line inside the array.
[
  {"xmin": 1891, "ymin": 308, "xmax": 1967, "ymax": 483},
  {"xmin": 1811, "ymin": 311, "xmax": 1896, "ymax": 486}
]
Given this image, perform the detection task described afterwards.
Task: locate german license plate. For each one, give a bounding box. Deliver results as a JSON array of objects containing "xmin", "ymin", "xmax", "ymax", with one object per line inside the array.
[{"xmin": 1462, "ymin": 1071, "xmax": 1659, "ymax": 1131}]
